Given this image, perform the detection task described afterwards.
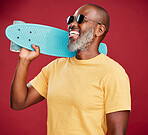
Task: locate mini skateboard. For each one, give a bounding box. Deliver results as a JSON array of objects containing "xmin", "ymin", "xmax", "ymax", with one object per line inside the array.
[{"xmin": 5, "ymin": 21, "xmax": 107, "ymax": 57}]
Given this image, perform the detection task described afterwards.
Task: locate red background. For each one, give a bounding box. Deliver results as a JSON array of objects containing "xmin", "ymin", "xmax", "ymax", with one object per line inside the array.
[{"xmin": 0, "ymin": 0, "xmax": 148, "ymax": 134}]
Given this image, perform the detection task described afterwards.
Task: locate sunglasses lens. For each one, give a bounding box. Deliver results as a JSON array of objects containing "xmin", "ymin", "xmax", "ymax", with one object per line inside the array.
[
  {"xmin": 67, "ymin": 16, "xmax": 75, "ymax": 24},
  {"xmin": 77, "ymin": 14, "xmax": 85, "ymax": 24},
  {"xmin": 67, "ymin": 14, "xmax": 85, "ymax": 25}
]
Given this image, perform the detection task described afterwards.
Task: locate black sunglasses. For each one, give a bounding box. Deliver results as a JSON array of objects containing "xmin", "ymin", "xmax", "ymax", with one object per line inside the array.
[{"xmin": 67, "ymin": 14, "xmax": 101, "ymax": 25}]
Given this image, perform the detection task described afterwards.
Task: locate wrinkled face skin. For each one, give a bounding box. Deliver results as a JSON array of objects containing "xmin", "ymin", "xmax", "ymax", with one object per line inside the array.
[{"xmin": 67, "ymin": 6, "xmax": 98, "ymax": 52}]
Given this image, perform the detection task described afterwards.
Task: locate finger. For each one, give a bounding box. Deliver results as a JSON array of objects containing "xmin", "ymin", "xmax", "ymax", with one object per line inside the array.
[
  {"xmin": 32, "ymin": 44, "xmax": 36, "ymax": 49},
  {"xmin": 32, "ymin": 44, "xmax": 40, "ymax": 55}
]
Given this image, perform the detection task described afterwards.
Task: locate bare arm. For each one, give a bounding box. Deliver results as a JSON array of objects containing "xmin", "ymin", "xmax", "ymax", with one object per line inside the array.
[
  {"xmin": 106, "ymin": 111, "xmax": 130, "ymax": 135},
  {"xmin": 10, "ymin": 45, "xmax": 45, "ymax": 110}
]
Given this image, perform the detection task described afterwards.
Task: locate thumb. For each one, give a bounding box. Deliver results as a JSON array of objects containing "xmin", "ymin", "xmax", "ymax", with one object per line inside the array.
[{"xmin": 32, "ymin": 44, "xmax": 40, "ymax": 55}]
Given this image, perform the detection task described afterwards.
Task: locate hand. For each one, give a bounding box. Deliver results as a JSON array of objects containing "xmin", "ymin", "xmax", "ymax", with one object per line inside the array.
[{"xmin": 19, "ymin": 44, "xmax": 40, "ymax": 62}]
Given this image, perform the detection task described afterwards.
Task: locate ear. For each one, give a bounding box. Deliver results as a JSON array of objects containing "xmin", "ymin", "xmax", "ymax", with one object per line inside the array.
[{"xmin": 95, "ymin": 24, "xmax": 106, "ymax": 37}]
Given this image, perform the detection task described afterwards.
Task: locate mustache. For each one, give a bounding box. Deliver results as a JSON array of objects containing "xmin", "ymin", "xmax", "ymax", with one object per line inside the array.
[{"xmin": 68, "ymin": 26, "xmax": 80, "ymax": 32}]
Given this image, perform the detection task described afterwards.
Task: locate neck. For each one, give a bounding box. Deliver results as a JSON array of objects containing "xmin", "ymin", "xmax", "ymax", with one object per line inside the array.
[{"xmin": 76, "ymin": 41, "xmax": 100, "ymax": 60}]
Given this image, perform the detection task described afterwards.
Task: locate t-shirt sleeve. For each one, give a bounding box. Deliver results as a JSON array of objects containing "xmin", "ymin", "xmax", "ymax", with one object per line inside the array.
[
  {"xmin": 29, "ymin": 60, "xmax": 56, "ymax": 99},
  {"xmin": 104, "ymin": 67, "xmax": 131, "ymax": 114}
]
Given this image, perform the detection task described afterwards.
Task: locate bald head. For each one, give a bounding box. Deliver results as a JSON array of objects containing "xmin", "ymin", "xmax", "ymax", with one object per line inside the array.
[{"xmin": 76, "ymin": 4, "xmax": 110, "ymax": 32}]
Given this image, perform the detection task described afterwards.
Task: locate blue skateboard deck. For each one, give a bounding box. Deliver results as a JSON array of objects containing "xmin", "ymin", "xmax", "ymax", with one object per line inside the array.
[{"xmin": 5, "ymin": 22, "xmax": 107, "ymax": 57}]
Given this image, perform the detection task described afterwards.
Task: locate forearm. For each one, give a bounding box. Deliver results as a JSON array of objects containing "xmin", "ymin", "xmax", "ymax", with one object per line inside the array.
[
  {"xmin": 10, "ymin": 57, "xmax": 31, "ymax": 109},
  {"xmin": 108, "ymin": 130, "xmax": 126, "ymax": 135}
]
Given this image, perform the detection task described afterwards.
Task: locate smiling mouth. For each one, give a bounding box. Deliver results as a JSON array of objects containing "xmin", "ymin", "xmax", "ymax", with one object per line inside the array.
[{"xmin": 69, "ymin": 30, "xmax": 80, "ymax": 40}]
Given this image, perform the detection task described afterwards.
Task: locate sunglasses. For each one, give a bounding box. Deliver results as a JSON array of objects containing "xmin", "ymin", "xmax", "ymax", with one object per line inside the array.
[{"xmin": 67, "ymin": 14, "xmax": 101, "ymax": 25}]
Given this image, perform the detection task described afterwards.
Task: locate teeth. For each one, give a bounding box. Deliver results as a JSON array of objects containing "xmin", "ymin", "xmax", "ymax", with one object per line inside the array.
[
  {"xmin": 69, "ymin": 31, "xmax": 79, "ymax": 36},
  {"xmin": 70, "ymin": 31, "xmax": 79, "ymax": 34}
]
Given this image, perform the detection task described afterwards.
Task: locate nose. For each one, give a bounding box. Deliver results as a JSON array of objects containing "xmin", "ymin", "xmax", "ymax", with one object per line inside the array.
[{"xmin": 67, "ymin": 21, "xmax": 78, "ymax": 31}]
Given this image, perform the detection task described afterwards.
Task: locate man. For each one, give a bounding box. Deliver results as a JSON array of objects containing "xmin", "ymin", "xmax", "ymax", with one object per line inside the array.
[{"xmin": 10, "ymin": 4, "xmax": 131, "ymax": 135}]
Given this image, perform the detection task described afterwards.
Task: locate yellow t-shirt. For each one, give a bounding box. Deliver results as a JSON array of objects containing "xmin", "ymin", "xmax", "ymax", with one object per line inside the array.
[{"xmin": 30, "ymin": 53, "xmax": 131, "ymax": 135}]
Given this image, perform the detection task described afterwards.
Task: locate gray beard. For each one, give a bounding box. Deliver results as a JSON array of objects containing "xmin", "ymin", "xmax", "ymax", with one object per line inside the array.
[{"xmin": 67, "ymin": 28, "xmax": 94, "ymax": 52}]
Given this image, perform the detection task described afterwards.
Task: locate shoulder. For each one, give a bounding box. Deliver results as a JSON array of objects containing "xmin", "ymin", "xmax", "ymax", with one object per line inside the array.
[
  {"xmin": 43, "ymin": 57, "xmax": 70, "ymax": 69},
  {"xmin": 100, "ymin": 55, "xmax": 129, "ymax": 84},
  {"xmin": 98, "ymin": 54, "xmax": 129, "ymax": 82},
  {"xmin": 56, "ymin": 57, "xmax": 70, "ymax": 63},
  {"xmin": 100, "ymin": 54, "xmax": 126, "ymax": 73}
]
